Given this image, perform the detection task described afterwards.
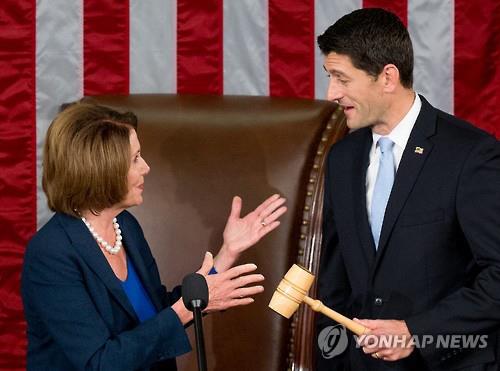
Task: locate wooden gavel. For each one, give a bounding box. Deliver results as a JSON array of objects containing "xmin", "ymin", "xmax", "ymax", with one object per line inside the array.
[{"xmin": 269, "ymin": 264, "xmax": 366, "ymax": 336}]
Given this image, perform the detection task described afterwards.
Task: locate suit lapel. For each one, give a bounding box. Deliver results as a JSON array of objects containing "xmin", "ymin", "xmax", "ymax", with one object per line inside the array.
[
  {"xmin": 351, "ymin": 128, "xmax": 377, "ymax": 267},
  {"xmin": 58, "ymin": 213, "xmax": 138, "ymax": 321},
  {"xmin": 117, "ymin": 213, "xmax": 164, "ymax": 312},
  {"xmin": 373, "ymin": 96, "xmax": 437, "ymax": 270}
]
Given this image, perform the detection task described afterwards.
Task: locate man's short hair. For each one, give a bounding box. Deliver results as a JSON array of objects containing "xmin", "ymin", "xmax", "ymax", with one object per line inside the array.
[
  {"xmin": 318, "ymin": 8, "xmax": 413, "ymax": 88},
  {"xmin": 43, "ymin": 102, "xmax": 138, "ymax": 217}
]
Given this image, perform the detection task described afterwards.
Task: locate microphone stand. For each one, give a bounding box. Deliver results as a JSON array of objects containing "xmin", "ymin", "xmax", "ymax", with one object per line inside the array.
[
  {"xmin": 191, "ymin": 299, "xmax": 207, "ymax": 371},
  {"xmin": 183, "ymin": 272, "xmax": 209, "ymax": 371}
]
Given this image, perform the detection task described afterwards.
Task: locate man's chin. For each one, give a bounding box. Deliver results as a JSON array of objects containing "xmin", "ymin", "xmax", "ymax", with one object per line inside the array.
[{"xmin": 346, "ymin": 119, "xmax": 360, "ymax": 130}]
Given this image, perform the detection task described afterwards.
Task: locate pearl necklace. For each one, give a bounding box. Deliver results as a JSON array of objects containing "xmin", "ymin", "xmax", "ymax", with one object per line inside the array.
[{"xmin": 81, "ymin": 217, "xmax": 122, "ymax": 255}]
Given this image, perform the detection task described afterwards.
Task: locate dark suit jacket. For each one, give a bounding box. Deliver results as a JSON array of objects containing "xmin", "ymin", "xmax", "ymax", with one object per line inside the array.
[
  {"xmin": 22, "ymin": 210, "xmax": 191, "ymax": 371},
  {"xmin": 316, "ymin": 96, "xmax": 500, "ymax": 371}
]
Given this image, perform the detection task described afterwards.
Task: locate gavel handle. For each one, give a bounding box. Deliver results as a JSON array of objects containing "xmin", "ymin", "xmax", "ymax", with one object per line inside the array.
[{"xmin": 303, "ymin": 296, "xmax": 366, "ymax": 336}]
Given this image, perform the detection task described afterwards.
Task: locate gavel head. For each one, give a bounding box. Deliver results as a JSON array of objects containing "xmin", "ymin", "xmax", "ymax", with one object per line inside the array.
[{"xmin": 268, "ymin": 264, "xmax": 315, "ymax": 318}]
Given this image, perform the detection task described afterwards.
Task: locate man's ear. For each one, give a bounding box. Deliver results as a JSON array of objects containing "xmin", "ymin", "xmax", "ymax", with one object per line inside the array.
[{"xmin": 380, "ymin": 64, "xmax": 400, "ymax": 93}]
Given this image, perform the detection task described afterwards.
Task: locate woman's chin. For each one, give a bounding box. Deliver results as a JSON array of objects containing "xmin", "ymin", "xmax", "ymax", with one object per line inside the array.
[{"xmin": 119, "ymin": 196, "xmax": 143, "ymax": 209}]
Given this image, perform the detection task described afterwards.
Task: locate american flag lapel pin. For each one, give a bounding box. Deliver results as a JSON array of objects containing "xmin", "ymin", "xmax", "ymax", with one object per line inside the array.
[{"xmin": 414, "ymin": 146, "xmax": 424, "ymax": 154}]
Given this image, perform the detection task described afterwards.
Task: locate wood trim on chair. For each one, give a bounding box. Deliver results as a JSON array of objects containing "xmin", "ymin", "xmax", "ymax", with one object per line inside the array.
[{"xmin": 287, "ymin": 105, "xmax": 348, "ymax": 371}]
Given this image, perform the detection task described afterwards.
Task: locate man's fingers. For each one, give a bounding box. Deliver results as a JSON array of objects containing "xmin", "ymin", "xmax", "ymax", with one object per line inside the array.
[
  {"xmin": 354, "ymin": 318, "xmax": 376, "ymax": 328},
  {"xmin": 362, "ymin": 343, "xmax": 382, "ymax": 354},
  {"xmin": 376, "ymin": 350, "xmax": 394, "ymax": 361},
  {"xmin": 368, "ymin": 349, "xmax": 398, "ymax": 362}
]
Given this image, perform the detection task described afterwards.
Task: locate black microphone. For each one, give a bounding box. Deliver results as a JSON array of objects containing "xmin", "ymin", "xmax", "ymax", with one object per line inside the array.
[{"xmin": 182, "ymin": 273, "xmax": 209, "ymax": 371}]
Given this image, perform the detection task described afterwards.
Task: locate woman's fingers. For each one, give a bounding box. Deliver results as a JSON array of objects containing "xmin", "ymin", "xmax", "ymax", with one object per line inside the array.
[
  {"xmin": 227, "ymin": 297, "xmax": 255, "ymax": 307},
  {"xmin": 253, "ymin": 194, "xmax": 281, "ymax": 215},
  {"xmin": 229, "ymin": 196, "xmax": 242, "ymax": 219},
  {"xmin": 259, "ymin": 198, "xmax": 286, "ymax": 221},
  {"xmin": 230, "ymin": 273, "xmax": 265, "ymax": 289},
  {"xmin": 196, "ymin": 251, "xmax": 214, "ymax": 275},
  {"xmin": 224, "ymin": 263, "xmax": 258, "ymax": 279},
  {"xmin": 232, "ymin": 285, "xmax": 264, "ymax": 299},
  {"xmin": 205, "ymin": 263, "xmax": 266, "ymax": 312}
]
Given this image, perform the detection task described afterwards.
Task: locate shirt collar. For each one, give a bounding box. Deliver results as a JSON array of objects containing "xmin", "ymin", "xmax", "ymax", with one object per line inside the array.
[{"xmin": 372, "ymin": 93, "xmax": 422, "ymax": 149}]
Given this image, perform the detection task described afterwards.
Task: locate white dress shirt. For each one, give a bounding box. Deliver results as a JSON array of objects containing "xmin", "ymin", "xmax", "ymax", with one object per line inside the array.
[{"xmin": 366, "ymin": 94, "xmax": 422, "ymax": 223}]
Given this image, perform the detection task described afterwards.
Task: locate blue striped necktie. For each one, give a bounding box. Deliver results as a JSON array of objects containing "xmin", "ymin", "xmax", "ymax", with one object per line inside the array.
[{"xmin": 371, "ymin": 137, "xmax": 395, "ymax": 249}]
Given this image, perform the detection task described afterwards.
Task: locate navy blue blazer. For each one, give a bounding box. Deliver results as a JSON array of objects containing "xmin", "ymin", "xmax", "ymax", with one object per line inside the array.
[
  {"xmin": 22, "ymin": 210, "xmax": 191, "ymax": 371},
  {"xmin": 317, "ymin": 96, "xmax": 500, "ymax": 371}
]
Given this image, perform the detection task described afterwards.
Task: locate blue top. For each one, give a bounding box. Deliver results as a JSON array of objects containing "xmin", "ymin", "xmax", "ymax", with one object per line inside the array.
[{"xmin": 121, "ymin": 257, "xmax": 157, "ymax": 322}]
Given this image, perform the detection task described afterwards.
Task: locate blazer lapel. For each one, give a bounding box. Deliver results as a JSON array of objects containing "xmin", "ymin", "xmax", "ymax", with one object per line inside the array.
[
  {"xmin": 373, "ymin": 96, "xmax": 437, "ymax": 269},
  {"xmin": 118, "ymin": 213, "xmax": 164, "ymax": 312},
  {"xmin": 58, "ymin": 213, "xmax": 138, "ymax": 321},
  {"xmin": 352, "ymin": 128, "xmax": 377, "ymax": 267}
]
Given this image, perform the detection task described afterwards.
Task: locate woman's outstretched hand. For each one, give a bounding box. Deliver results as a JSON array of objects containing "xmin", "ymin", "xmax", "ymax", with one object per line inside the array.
[
  {"xmin": 214, "ymin": 194, "xmax": 287, "ymax": 272},
  {"xmin": 198, "ymin": 252, "xmax": 265, "ymax": 312}
]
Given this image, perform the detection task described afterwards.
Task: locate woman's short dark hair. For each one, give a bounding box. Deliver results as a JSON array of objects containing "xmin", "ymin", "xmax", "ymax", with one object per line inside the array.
[
  {"xmin": 317, "ymin": 8, "xmax": 413, "ymax": 88},
  {"xmin": 43, "ymin": 102, "xmax": 138, "ymax": 217}
]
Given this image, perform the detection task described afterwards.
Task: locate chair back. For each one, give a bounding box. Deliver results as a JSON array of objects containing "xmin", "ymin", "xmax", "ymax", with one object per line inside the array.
[{"xmin": 85, "ymin": 94, "xmax": 347, "ymax": 371}]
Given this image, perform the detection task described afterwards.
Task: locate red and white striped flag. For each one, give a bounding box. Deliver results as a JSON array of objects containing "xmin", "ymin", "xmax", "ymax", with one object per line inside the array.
[{"xmin": 1, "ymin": 0, "xmax": 498, "ymax": 369}]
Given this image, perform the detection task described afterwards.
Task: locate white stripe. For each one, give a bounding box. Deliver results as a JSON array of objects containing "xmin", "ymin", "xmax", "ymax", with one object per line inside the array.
[
  {"xmin": 36, "ymin": 0, "xmax": 83, "ymax": 228},
  {"xmin": 408, "ymin": 0, "xmax": 454, "ymax": 114},
  {"xmin": 130, "ymin": 0, "xmax": 176, "ymax": 93},
  {"xmin": 223, "ymin": 0, "xmax": 269, "ymax": 95},
  {"xmin": 314, "ymin": 0, "xmax": 362, "ymax": 99}
]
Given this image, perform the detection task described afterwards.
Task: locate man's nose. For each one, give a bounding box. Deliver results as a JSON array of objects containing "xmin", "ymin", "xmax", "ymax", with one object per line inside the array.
[{"xmin": 326, "ymin": 81, "xmax": 342, "ymax": 103}]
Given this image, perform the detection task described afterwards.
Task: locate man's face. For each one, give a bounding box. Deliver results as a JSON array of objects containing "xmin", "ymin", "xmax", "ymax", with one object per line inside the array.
[{"xmin": 323, "ymin": 52, "xmax": 386, "ymax": 130}]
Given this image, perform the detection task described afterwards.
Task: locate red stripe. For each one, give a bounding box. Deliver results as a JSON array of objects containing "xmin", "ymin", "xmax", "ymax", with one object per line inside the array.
[
  {"xmin": 269, "ymin": 0, "xmax": 315, "ymax": 98},
  {"xmin": 363, "ymin": 0, "xmax": 408, "ymax": 26},
  {"xmin": 454, "ymin": 0, "xmax": 500, "ymax": 138},
  {"xmin": 0, "ymin": 1, "xmax": 36, "ymax": 369},
  {"xmin": 177, "ymin": 0, "xmax": 223, "ymax": 95},
  {"xmin": 84, "ymin": 0, "xmax": 130, "ymax": 95}
]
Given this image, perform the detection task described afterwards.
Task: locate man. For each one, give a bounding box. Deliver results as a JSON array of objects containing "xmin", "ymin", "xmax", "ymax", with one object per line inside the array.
[{"xmin": 316, "ymin": 8, "xmax": 500, "ymax": 371}]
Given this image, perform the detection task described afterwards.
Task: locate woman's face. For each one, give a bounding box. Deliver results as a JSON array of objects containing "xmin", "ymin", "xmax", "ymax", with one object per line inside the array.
[{"xmin": 121, "ymin": 129, "xmax": 150, "ymax": 208}]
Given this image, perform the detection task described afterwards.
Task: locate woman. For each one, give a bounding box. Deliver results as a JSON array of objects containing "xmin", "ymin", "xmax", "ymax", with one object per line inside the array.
[{"xmin": 21, "ymin": 102, "xmax": 287, "ymax": 370}]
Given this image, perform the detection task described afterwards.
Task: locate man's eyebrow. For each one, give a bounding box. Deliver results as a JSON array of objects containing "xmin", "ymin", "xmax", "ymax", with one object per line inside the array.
[{"xmin": 323, "ymin": 65, "xmax": 348, "ymax": 78}]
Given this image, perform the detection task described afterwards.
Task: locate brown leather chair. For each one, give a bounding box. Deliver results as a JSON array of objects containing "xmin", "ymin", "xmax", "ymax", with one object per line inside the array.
[{"xmin": 85, "ymin": 94, "xmax": 347, "ymax": 371}]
